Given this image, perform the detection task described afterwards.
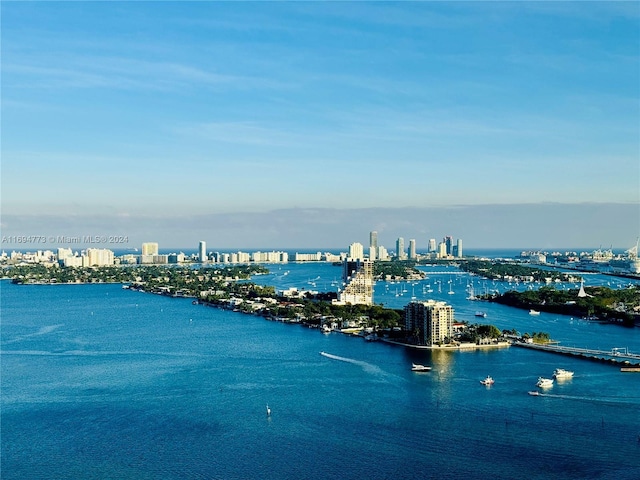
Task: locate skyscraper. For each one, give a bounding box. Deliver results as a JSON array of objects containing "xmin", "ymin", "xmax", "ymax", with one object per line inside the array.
[
  {"xmin": 444, "ymin": 236, "xmax": 454, "ymax": 256},
  {"xmin": 396, "ymin": 237, "xmax": 406, "ymax": 260},
  {"xmin": 408, "ymin": 239, "xmax": 416, "ymax": 260},
  {"xmin": 199, "ymin": 241, "xmax": 207, "ymax": 263},
  {"xmin": 428, "ymin": 238, "xmax": 437, "ymax": 253},
  {"xmin": 456, "ymin": 238, "xmax": 463, "ymax": 258},
  {"xmin": 370, "ymin": 231, "xmax": 378, "ymax": 249}
]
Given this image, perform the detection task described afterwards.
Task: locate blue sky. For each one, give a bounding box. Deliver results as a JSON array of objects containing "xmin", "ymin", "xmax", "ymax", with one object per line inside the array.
[{"xmin": 2, "ymin": 2, "xmax": 639, "ymax": 249}]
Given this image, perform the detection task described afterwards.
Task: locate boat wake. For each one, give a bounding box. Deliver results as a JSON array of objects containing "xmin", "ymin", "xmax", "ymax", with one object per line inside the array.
[
  {"xmin": 532, "ymin": 392, "xmax": 640, "ymax": 405},
  {"xmin": 320, "ymin": 351, "xmax": 385, "ymax": 375},
  {"xmin": 2, "ymin": 324, "xmax": 65, "ymax": 345}
]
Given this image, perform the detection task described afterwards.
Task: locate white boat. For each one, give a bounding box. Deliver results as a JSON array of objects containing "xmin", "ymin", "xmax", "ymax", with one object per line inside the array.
[
  {"xmin": 480, "ymin": 375, "xmax": 495, "ymax": 385},
  {"xmin": 475, "ymin": 311, "xmax": 487, "ymax": 318},
  {"xmin": 529, "ymin": 309, "xmax": 541, "ymax": 316},
  {"xmin": 553, "ymin": 368, "xmax": 574, "ymax": 379},
  {"xmin": 536, "ymin": 377, "xmax": 554, "ymax": 388},
  {"xmin": 528, "ymin": 391, "xmax": 540, "ymax": 396},
  {"xmin": 411, "ymin": 363, "xmax": 432, "ymax": 372},
  {"xmin": 266, "ymin": 405, "xmax": 271, "ymax": 416}
]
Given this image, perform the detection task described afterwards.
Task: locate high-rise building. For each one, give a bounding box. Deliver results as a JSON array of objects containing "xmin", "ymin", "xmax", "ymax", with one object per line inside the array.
[
  {"xmin": 369, "ymin": 246, "xmax": 377, "ymax": 261},
  {"xmin": 456, "ymin": 238, "xmax": 463, "ymax": 258},
  {"xmin": 334, "ymin": 259, "xmax": 374, "ymax": 305},
  {"xmin": 444, "ymin": 236, "xmax": 454, "ymax": 256},
  {"xmin": 396, "ymin": 237, "xmax": 406, "ymax": 260},
  {"xmin": 199, "ymin": 241, "xmax": 207, "ymax": 263},
  {"xmin": 348, "ymin": 242, "xmax": 364, "ymax": 261},
  {"xmin": 408, "ymin": 239, "xmax": 416, "ymax": 260},
  {"xmin": 404, "ymin": 300, "xmax": 454, "ymax": 346},
  {"xmin": 378, "ymin": 245, "xmax": 389, "ymax": 261},
  {"xmin": 428, "ymin": 238, "xmax": 437, "ymax": 252},
  {"xmin": 437, "ymin": 242, "xmax": 447, "ymax": 259},
  {"xmin": 142, "ymin": 242, "xmax": 159, "ymax": 256},
  {"xmin": 370, "ymin": 231, "xmax": 378, "ymax": 249},
  {"xmin": 86, "ymin": 248, "xmax": 114, "ymax": 266}
]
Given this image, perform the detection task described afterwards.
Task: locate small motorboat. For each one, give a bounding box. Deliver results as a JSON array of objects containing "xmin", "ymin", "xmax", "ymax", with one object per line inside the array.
[{"xmin": 411, "ymin": 363, "xmax": 432, "ymax": 372}]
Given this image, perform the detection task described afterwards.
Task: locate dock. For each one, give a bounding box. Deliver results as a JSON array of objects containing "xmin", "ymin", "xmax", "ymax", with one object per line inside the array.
[{"xmin": 512, "ymin": 342, "xmax": 640, "ymax": 367}]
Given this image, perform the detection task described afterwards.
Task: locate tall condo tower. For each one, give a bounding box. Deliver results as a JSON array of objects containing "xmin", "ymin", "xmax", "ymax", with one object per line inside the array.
[
  {"xmin": 444, "ymin": 236, "xmax": 454, "ymax": 256},
  {"xmin": 396, "ymin": 237, "xmax": 406, "ymax": 260},
  {"xmin": 334, "ymin": 259, "xmax": 374, "ymax": 306},
  {"xmin": 348, "ymin": 242, "xmax": 365, "ymax": 261},
  {"xmin": 141, "ymin": 242, "xmax": 159, "ymax": 256},
  {"xmin": 404, "ymin": 300, "xmax": 454, "ymax": 346},
  {"xmin": 370, "ymin": 231, "xmax": 378, "ymax": 249},
  {"xmin": 428, "ymin": 238, "xmax": 437, "ymax": 252},
  {"xmin": 199, "ymin": 241, "xmax": 207, "ymax": 263},
  {"xmin": 408, "ymin": 239, "xmax": 417, "ymax": 260},
  {"xmin": 456, "ymin": 239, "xmax": 463, "ymax": 258}
]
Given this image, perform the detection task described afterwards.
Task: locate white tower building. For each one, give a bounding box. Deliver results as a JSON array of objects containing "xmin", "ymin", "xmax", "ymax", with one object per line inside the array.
[{"xmin": 199, "ymin": 241, "xmax": 207, "ymax": 263}]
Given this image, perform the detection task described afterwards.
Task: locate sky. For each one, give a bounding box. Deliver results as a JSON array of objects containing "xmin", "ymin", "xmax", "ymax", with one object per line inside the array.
[{"xmin": 2, "ymin": 1, "xmax": 639, "ymax": 250}]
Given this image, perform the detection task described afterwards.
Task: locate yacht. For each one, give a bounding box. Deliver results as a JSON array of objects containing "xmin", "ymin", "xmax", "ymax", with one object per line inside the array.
[
  {"xmin": 480, "ymin": 375, "xmax": 495, "ymax": 386},
  {"xmin": 411, "ymin": 363, "xmax": 432, "ymax": 372},
  {"xmin": 475, "ymin": 311, "xmax": 487, "ymax": 318},
  {"xmin": 529, "ymin": 309, "xmax": 541, "ymax": 316},
  {"xmin": 536, "ymin": 377, "xmax": 554, "ymax": 388},
  {"xmin": 553, "ymin": 368, "xmax": 574, "ymax": 379}
]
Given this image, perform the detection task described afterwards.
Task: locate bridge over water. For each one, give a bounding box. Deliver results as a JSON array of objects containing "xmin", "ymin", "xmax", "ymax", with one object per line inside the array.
[{"xmin": 512, "ymin": 342, "xmax": 640, "ymax": 366}]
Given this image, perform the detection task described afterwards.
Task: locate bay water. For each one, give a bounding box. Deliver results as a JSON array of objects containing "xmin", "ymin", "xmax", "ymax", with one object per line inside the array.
[{"xmin": 2, "ymin": 261, "xmax": 639, "ymax": 479}]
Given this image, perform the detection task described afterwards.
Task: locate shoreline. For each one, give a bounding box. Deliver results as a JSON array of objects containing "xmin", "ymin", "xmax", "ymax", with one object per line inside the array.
[{"xmin": 380, "ymin": 338, "xmax": 511, "ymax": 350}]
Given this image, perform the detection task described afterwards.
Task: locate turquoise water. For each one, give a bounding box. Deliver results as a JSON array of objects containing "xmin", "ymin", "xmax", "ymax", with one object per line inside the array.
[{"xmin": 2, "ymin": 265, "xmax": 640, "ymax": 479}]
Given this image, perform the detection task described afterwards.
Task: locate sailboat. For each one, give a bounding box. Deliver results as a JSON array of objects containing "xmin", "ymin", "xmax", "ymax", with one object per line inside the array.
[
  {"xmin": 448, "ymin": 280, "xmax": 454, "ymax": 295},
  {"xmin": 266, "ymin": 405, "xmax": 271, "ymax": 416},
  {"xmin": 466, "ymin": 282, "xmax": 476, "ymax": 300}
]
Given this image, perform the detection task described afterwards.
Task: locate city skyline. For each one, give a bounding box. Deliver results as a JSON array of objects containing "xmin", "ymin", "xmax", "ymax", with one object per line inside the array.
[{"xmin": 2, "ymin": 2, "xmax": 638, "ymax": 248}]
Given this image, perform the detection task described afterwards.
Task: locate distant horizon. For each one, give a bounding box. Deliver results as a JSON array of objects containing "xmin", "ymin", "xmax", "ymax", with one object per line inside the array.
[
  {"xmin": 4, "ymin": 245, "xmax": 635, "ymax": 256},
  {"xmin": 2, "ymin": 202, "xmax": 637, "ymax": 252}
]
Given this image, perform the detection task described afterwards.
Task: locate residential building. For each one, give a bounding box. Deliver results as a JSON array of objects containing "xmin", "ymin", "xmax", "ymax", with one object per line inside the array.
[
  {"xmin": 199, "ymin": 241, "xmax": 207, "ymax": 263},
  {"xmin": 370, "ymin": 231, "xmax": 378, "ymax": 249},
  {"xmin": 295, "ymin": 252, "xmax": 322, "ymax": 262},
  {"xmin": 404, "ymin": 300, "xmax": 454, "ymax": 346},
  {"xmin": 396, "ymin": 237, "xmax": 406, "ymax": 260},
  {"xmin": 86, "ymin": 248, "xmax": 114, "ymax": 266},
  {"xmin": 142, "ymin": 242, "xmax": 159, "ymax": 256},
  {"xmin": 408, "ymin": 239, "xmax": 416, "ymax": 260},
  {"xmin": 428, "ymin": 238, "xmax": 437, "ymax": 253},
  {"xmin": 444, "ymin": 236, "xmax": 454, "ymax": 256},
  {"xmin": 334, "ymin": 259, "xmax": 374, "ymax": 305},
  {"xmin": 348, "ymin": 242, "xmax": 365, "ymax": 261}
]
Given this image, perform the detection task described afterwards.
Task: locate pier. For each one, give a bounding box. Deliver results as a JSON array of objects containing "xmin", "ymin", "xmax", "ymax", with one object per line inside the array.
[{"xmin": 512, "ymin": 342, "xmax": 640, "ymax": 367}]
